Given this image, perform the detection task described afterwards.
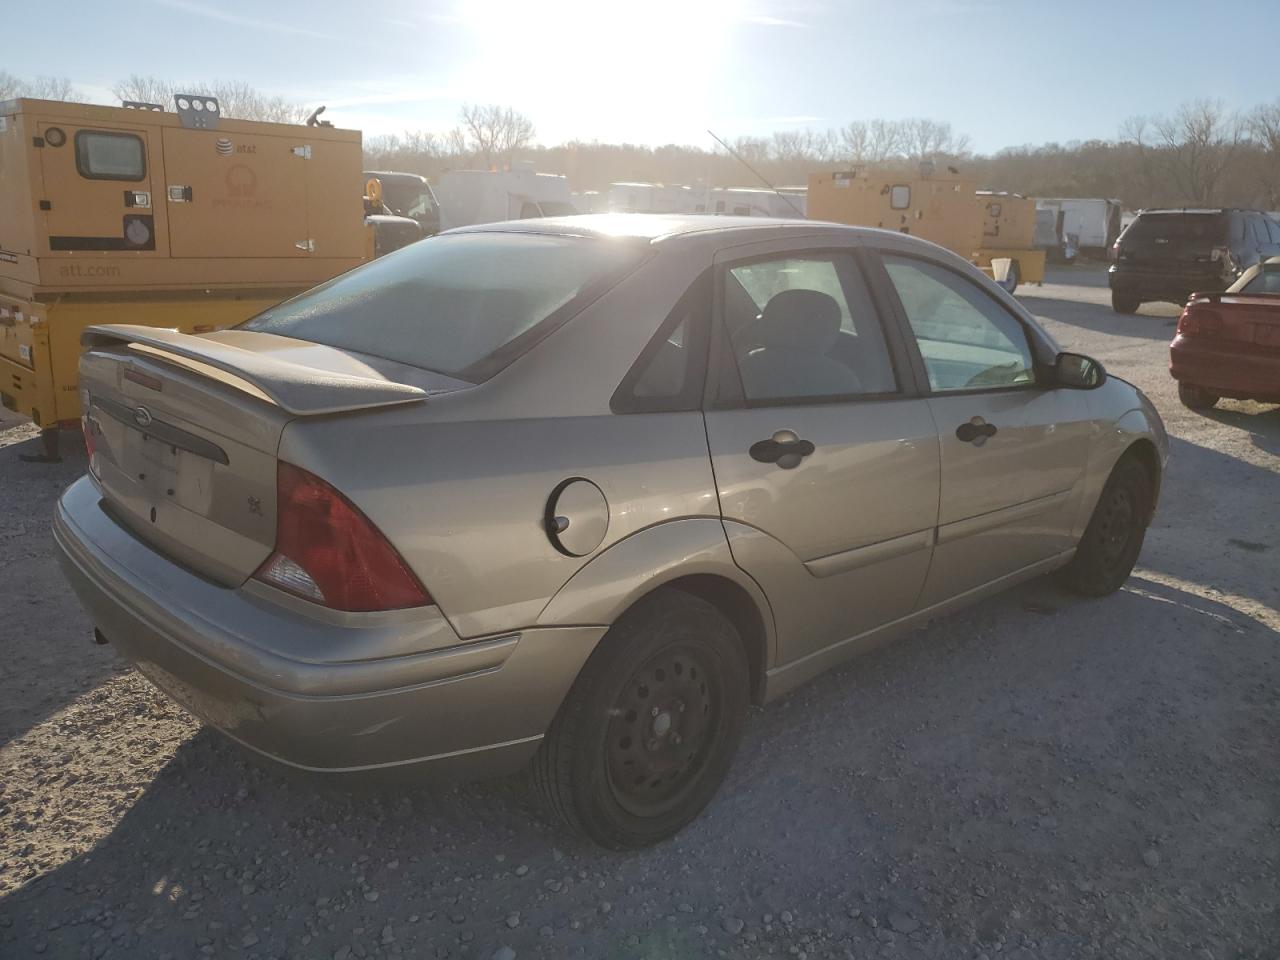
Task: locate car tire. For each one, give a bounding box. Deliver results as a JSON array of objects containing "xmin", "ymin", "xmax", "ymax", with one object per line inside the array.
[
  {"xmin": 533, "ymin": 588, "xmax": 749, "ymax": 849},
  {"xmin": 1007, "ymin": 259, "xmax": 1021, "ymax": 294},
  {"xmin": 1111, "ymin": 291, "xmax": 1140, "ymax": 314},
  {"xmin": 1178, "ymin": 383, "xmax": 1219, "ymax": 410},
  {"xmin": 1061, "ymin": 456, "xmax": 1152, "ymax": 597}
]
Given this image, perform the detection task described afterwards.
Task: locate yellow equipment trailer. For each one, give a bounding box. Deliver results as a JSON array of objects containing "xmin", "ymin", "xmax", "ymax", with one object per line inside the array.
[
  {"xmin": 807, "ymin": 169, "xmax": 1044, "ymax": 291},
  {"xmin": 973, "ymin": 191, "xmax": 1045, "ymax": 288},
  {"xmin": 808, "ymin": 169, "xmax": 985, "ymax": 257},
  {"xmin": 0, "ymin": 96, "xmax": 369, "ymax": 459}
]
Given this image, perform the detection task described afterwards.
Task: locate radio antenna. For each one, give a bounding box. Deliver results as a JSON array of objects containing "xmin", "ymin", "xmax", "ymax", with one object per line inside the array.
[{"xmin": 707, "ymin": 129, "xmax": 805, "ymax": 218}]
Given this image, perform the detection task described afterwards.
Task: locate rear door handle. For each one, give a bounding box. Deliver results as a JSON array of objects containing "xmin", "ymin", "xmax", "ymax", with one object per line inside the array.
[
  {"xmin": 955, "ymin": 417, "xmax": 998, "ymax": 446},
  {"xmin": 749, "ymin": 430, "xmax": 815, "ymax": 469}
]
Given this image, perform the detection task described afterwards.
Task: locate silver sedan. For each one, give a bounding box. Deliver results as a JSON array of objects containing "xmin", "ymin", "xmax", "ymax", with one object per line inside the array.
[{"xmin": 55, "ymin": 215, "xmax": 1167, "ymax": 848}]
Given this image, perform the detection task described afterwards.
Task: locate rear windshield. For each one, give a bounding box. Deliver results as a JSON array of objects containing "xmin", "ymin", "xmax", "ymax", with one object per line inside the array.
[
  {"xmin": 1122, "ymin": 213, "xmax": 1227, "ymax": 245},
  {"xmin": 1241, "ymin": 267, "xmax": 1280, "ymax": 294},
  {"xmin": 241, "ymin": 232, "xmax": 644, "ymax": 380}
]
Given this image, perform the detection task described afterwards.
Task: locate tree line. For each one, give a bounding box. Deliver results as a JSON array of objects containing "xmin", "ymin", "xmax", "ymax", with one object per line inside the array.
[{"xmin": 5, "ymin": 73, "xmax": 1279, "ymax": 210}]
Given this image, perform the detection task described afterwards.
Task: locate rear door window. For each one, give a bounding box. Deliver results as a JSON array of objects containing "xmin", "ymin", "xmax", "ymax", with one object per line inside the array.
[{"xmin": 722, "ymin": 253, "xmax": 899, "ymax": 402}]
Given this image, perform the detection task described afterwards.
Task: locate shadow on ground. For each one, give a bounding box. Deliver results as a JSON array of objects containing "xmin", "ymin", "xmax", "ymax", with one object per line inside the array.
[
  {"xmin": 0, "ymin": 434, "xmax": 114, "ymax": 747},
  {"xmin": 4, "ymin": 570, "xmax": 1277, "ymax": 960}
]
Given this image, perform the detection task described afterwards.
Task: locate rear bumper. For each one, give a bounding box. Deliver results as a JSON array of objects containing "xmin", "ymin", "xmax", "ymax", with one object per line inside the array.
[
  {"xmin": 1109, "ymin": 265, "xmax": 1232, "ymax": 303},
  {"xmin": 53, "ymin": 476, "xmax": 603, "ymax": 779},
  {"xmin": 1169, "ymin": 336, "xmax": 1280, "ymax": 402}
]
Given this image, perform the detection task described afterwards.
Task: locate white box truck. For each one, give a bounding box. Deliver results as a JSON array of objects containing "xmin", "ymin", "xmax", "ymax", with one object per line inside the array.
[
  {"xmin": 1034, "ymin": 198, "xmax": 1123, "ymax": 258},
  {"xmin": 435, "ymin": 162, "xmax": 576, "ymax": 230}
]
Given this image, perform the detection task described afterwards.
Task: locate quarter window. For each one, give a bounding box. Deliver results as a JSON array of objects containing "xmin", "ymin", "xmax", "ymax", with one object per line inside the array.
[
  {"xmin": 723, "ymin": 254, "xmax": 898, "ymax": 403},
  {"xmin": 883, "ymin": 255, "xmax": 1035, "ymax": 392},
  {"xmin": 75, "ymin": 130, "xmax": 146, "ymax": 181}
]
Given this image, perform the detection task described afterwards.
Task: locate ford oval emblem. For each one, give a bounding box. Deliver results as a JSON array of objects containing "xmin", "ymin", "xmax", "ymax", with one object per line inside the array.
[{"xmin": 133, "ymin": 405, "xmax": 153, "ymax": 427}]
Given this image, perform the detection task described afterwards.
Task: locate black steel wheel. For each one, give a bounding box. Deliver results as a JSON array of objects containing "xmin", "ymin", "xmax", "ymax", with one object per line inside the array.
[
  {"xmin": 1061, "ymin": 456, "xmax": 1153, "ymax": 596},
  {"xmin": 605, "ymin": 642, "xmax": 720, "ymax": 819},
  {"xmin": 534, "ymin": 588, "xmax": 749, "ymax": 849}
]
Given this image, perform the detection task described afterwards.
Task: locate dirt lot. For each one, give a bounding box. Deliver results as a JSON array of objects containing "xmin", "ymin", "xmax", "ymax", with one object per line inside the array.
[{"xmin": 1, "ymin": 264, "xmax": 1277, "ymax": 960}]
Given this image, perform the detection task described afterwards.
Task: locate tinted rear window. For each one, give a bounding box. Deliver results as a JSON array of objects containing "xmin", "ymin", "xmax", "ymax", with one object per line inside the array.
[
  {"xmin": 1122, "ymin": 213, "xmax": 1227, "ymax": 245},
  {"xmin": 1241, "ymin": 268, "xmax": 1280, "ymax": 294},
  {"xmin": 241, "ymin": 232, "xmax": 644, "ymax": 380}
]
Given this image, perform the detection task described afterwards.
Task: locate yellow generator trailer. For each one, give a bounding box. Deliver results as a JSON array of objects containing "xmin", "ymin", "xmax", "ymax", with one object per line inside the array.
[
  {"xmin": 0, "ymin": 95, "xmax": 369, "ymax": 459},
  {"xmin": 808, "ymin": 169, "xmax": 985, "ymax": 259},
  {"xmin": 973, "ymin": 190, "xmax": 1045, "ymax": 289},
  {"xmin": 808, "ymin": 169, "xmax": 1045, "ymax": 292}
]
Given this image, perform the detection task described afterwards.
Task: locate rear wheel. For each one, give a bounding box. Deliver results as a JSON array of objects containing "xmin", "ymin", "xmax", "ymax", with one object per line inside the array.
[
  {"xmin": 1178, "ymin": 383, "xmax": 1220, "ymax": 410},
  {"xmin": 1111, "ymin": 291, "xmax": 1140, "ymax": 314},
  {"xmin": 533, "ymin": 589, "xmax": 749, "ymax": 849},
  {"xmin": 1007, "ymin": 259, "xmax": 1021, "ymax": 294},
  {"xmin": 1061, "ymin": 457, "xmax": 1152, "ymax": 596}
]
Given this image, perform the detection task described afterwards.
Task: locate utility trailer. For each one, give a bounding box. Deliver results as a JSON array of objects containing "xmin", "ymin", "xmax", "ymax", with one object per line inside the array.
[
  {"xmin": 0, "ymin": 96, "xmax": 371, "ymax": 459},
  {"xmin": 808, "ymin": 169, "xmax": 1042, "ymax": 290}
]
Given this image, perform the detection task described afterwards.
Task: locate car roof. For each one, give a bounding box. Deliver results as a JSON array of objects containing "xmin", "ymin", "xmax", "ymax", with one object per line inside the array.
[{"xmin": 446, "ymin": 213, "xmax": 874, "ymax": 244}]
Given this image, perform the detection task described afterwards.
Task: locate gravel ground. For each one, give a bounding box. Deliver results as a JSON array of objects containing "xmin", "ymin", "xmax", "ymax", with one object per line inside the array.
[{"xmin": 1, "ymin": 265, "xmax": 1277, "ymax": 960}]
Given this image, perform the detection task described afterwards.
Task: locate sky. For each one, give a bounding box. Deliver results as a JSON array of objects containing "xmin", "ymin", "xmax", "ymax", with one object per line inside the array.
[{"xmin": 10, "ymin": 0, "xmax": 1277, "ymax": 153}]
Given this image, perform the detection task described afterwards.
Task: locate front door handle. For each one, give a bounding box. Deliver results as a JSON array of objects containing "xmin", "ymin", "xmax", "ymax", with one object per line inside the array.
[
  {"xmin": 749, "ymin": 430, "xmax": 815, "ymax": 469},
  {"xmin": 955, "ymin": 417, "xmax": 998, "ymax": 446}
]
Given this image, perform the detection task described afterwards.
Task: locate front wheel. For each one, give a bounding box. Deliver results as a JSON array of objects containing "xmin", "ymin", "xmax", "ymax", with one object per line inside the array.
[
  {"xmin": 1111, "ymin": 291, "xmax": 1140, "ymax": 314},
  {"xmin": 1061, "ymin": 457, "xmax": 1152, "ymax": 596},
  {"xmin": 533, "ymin": 589, "xmax": 749, "ymax": 849},
  {"xmin": 1178, "ymin": 383, "xmax": 1219, "ymax": 410}
]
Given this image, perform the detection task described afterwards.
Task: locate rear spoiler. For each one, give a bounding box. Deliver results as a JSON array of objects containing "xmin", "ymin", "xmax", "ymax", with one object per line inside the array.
[{"xmin": 82, "ymin": 325, "xmax": 427, "ymax": 416}]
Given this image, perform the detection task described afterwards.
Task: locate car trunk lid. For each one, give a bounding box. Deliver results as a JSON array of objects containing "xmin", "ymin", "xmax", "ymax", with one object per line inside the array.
[{"xmin": 78, "ymin": 324, "xmax": 445, "ymax": 586}]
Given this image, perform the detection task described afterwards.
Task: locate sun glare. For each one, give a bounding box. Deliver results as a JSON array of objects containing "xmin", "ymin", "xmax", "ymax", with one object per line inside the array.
[{"xmin": 452, "ymin": 0, "xmax": 745, "ymax": 143}]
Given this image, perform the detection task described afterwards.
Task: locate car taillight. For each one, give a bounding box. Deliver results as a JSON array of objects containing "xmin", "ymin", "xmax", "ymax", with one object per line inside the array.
[
  {"xmin": 253, "ymin": 462, "xmax": 431, "ymax": 612},
  {"xmin": 1176, "ymin": 307, "xmax": 1223, "ymax": 338},
  {"xmin": 81, "ymin": 414, "xmax": 99, "ymax": 472}
]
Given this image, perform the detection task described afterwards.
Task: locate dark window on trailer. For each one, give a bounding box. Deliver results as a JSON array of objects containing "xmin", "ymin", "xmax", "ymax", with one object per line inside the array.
[{"xmin": 75, "ymin": 131, "xmax": 146, "ymax": 181}]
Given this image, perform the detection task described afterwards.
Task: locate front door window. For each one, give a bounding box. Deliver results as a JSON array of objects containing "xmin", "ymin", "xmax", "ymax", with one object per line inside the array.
[{"xmin": 882, "ymin": 255, "xmax": 1035, "ymax": 392}]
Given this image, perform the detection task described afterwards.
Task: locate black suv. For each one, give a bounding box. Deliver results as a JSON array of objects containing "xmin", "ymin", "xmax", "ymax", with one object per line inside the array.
[{"xmin": 1108, "ymin": 208, "xmax": 1280, "ymax": 313}]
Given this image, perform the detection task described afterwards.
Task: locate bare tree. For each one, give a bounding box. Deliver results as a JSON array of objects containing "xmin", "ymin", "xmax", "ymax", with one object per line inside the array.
[
  {"xmin": 1248, "ymin": 100, "xmax": 1280, "ymax": 208},
  {"xmin": 839, "ymin": 119, "xmax": 903, "ymax": 165},
  {"xmin": 112, "ymin": 74, "xmax": 173, "ymax": 106},
  {"xmin": 900, "ymin": 118, "xmax": 969, "ymax": 162},
  {"xmin": 459, "ymin": 104, "xmax": 535, "ymax": 168},
  {"xmin": 112, "ymin": 75, "xmax": 307, "ymax": 122},
  {"xmin": 1, "ymin": 72, "xmax": 80, "ymax": 101},
  {"xmin": 1149, "ymin": 100, "xmax": 1243, "ymax": 205}
]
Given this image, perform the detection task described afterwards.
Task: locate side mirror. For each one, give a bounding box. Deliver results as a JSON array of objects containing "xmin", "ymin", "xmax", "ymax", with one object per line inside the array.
[{"xmin": 1055, "ymin": 351, "xmax": 1106, "ymax": 389}]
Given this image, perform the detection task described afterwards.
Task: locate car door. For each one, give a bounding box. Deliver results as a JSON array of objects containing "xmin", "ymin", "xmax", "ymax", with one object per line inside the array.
[
  {"xmin": 870, "ymin": 247, "xmax": 1093, "ymax": 608},
  {"xmin": 702, "ymin": 238, "xmax": 941, "ymax": 669}
]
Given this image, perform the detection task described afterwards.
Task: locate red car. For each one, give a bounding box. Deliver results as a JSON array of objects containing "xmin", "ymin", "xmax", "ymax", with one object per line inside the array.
[{"xmin": 1171, "ymin": 256, "xmax": 1280, "ymax": 408}]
